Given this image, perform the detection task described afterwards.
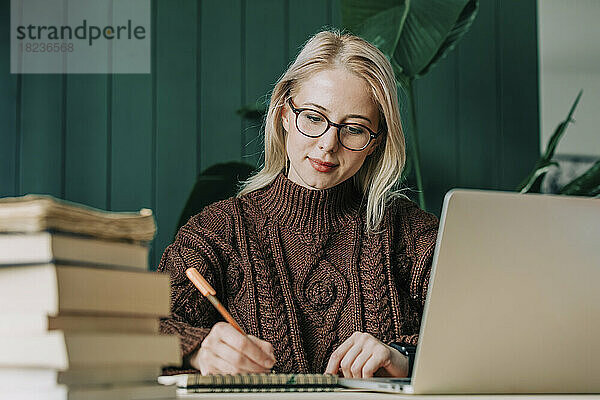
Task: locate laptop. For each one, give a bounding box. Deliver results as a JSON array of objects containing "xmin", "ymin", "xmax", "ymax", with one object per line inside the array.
[{"xmin": 343, "ymin": 189, "xmax": 600, "ymax": 394}]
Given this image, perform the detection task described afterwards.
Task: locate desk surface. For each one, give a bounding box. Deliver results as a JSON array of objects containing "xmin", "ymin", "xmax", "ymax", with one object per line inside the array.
[{"xmin": 178, "ymin": 393, "xmax": 600, "ymax": 399}]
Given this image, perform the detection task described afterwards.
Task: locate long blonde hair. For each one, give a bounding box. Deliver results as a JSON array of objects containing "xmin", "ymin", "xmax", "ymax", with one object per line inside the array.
[{"xmin": 238, "ymin": 30, "xmax": 406, "ymax": 234}]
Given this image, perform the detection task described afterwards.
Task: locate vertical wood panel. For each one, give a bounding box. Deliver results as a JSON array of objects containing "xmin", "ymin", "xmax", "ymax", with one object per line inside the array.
[
  {"xmin": 111, "ymin": 74, "xmax": 153, "ymax": 269},
  {"xmin": 17, "ymin": 0, "xmax": 65, "ymax": 198},
  {"xmin": 498, "ymin": 0, "xmax": 539, "ymax": 190},
  {"xmin": 111, "ymin": 75, "xmax": 153, "ymax": 211},
  {"xmin": 288, "ymin": 0, "xmax": 329, "ymax": 61},
  {"xmin": 456, "ymin": 0, "xmax": 499, "ymax": 190},
  {"xmin": 20, "ymin": 75, "xmax": 64, "ymax": 197},
  {"xmin": 199, "ymin": 0, "xmax": 243, "ymax": 171},
  {"xmin": 0, "ymin": 0, "xmax": 18, "ymax": 197},
  {"xmin": 330, "ymin": 0, "xmax": 342, "ymax": 28},
  {"xmin": 64, "ymin": 76, "xmax": 108, "ymax": 209},
  {"xmin": 110, "ymin": 0, "xmax": 154, "ymax": 267},
  {"xmin": 244, "ymin": 0, "xmax": 286, "ymax": 167},
  {"xmin": 154, "ymin": 0, "xmax": 198, "ymax": 269},
  {"xmin": 414, "ymin": 54, "xmax": 459, "ymax": 215}
]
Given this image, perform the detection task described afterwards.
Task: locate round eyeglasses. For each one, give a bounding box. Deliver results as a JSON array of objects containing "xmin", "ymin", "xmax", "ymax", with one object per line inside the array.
[{"xmin": 287, "ymin": 99, "xmax": 383, "ymax": 151}]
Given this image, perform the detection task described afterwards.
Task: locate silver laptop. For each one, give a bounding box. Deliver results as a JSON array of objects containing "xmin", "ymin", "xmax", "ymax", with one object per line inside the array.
[{"xmin": 347, "ymin": 189, "xmax": 600, "ymax": 394}]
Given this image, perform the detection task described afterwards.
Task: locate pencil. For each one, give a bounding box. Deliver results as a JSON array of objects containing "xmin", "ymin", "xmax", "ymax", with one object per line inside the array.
[{"xmin": 185, "ymin": 267, "xmax": 247, "ymax": 335}]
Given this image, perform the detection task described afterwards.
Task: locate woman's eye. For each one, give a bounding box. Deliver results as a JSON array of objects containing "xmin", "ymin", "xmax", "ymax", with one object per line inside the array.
[
  {"xmin": 306, "ymin": 114, "xmax": 323, "ymax": 123},
  {"xmin": 347, "ymin": 126, "xmax": 366, "ymax": 135}
]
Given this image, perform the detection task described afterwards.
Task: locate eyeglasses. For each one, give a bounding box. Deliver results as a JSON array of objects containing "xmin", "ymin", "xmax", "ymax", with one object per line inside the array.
[{"xmin": 287, "ymin": 99, "xmax": 383, "ymax": 151}]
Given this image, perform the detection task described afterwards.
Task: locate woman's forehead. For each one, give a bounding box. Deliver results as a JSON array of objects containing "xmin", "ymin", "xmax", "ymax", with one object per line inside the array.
[{"xmin": 292, "ymin": 68, "xmax": 378, "ymax": 119}]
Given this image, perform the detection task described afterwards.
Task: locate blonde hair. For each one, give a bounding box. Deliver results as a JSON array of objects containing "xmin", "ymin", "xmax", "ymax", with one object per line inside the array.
[{"xmin": 238, "ymin": 30, "xmax": 406, "ymax": 234}]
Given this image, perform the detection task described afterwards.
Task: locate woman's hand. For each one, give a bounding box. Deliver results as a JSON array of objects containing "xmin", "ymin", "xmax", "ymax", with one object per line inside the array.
[
  {"xmin": 188, "ymin": 322, "xmax": 276, "ymax": 375},
  {"xmin": 325, "ymin": 332, "xmax": 409, "ymax": 378}
]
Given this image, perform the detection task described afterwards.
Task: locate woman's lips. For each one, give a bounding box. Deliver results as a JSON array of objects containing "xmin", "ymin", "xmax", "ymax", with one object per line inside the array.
[{"xmin": 309, "ymin": 157, "xmax": 338, "ymax": 172}]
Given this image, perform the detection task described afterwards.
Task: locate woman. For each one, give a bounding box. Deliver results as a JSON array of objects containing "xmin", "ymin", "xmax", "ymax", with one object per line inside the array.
[{"xmin": 158, "ymin": 30, "xmax": 438, "ymax": 378}]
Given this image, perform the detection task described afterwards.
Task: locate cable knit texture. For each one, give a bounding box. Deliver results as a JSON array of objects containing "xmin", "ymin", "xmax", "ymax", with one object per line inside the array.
[{"xmin": 158, "ymin": 172, "xmax": 438, "ymax": 373}]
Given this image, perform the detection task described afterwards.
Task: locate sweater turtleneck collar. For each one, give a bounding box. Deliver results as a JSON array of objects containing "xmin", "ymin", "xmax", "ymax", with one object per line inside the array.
[{"xmin": 255, "ymin": 172, "xmax": 362, "ymax": 232}]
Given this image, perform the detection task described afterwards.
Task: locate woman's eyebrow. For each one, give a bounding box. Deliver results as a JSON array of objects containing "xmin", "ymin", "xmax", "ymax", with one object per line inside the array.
[{"xmin": 304, "ymin": 102, "xmax": 373, "ymax": 124}]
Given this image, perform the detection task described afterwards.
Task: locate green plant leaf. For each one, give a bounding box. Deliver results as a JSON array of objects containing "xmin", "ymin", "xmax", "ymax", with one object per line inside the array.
[
  {"xmin": 518, "ymin": 162, "xmax": 558, "ymax": 194},
  {"xmin": 417, "ymin": 0, "xmax": 479, "ymax": 77},
  {"xmin": 401, "ymin": 79, "xmax": 426, "ymax": 209},
  {"xmin": 392, "ymin": 0, "xmax": 477, "ymax": 78},
  {"xmin": 541, "ymin": 90, "xmax": 583, "ymax": 162},
  {"xmin": 559, "ymin": 160, "xmax": 600, "ymax": 196},
  {"xmin": 390, "ymin": 60, "xmax": 403, "ymax": 80},
  {"xmin": 516, "ymin": 90, "xmax": 583, "ymax": 193},
  {"xmin": 237, "ymin": 102, "xmax": 267, "ymax": 121},
  {"xmin": 356, "ymin": 6, "xmax": 409, "ymax": 57},
  {"xmin": 341, "ymin": 0, "xmax": 407, "ymax": 34}
]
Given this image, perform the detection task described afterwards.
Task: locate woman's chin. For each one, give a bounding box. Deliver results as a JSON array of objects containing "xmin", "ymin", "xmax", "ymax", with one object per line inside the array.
[
  {"xmin": 304, "ymin": 175, "xmax": 339, "ymax": 190},
  {"xmin": 288, "ymin": 163, "xmax": 342, "ymax": 190}
]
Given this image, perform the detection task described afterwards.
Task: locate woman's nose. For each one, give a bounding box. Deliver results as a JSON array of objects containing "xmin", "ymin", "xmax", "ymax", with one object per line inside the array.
[{"xmin": 317, "ymin": 126, "xmax": 339, "ymax": 152}]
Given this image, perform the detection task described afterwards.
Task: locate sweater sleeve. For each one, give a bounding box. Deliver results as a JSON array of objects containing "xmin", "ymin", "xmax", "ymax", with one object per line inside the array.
[
  {"xmin": 157, "ymin": 200, "xmax": 236, "ymax": 364},
  {"xmin": 390, "ymin": 198, "xmax": 439, "ymax": 346}
]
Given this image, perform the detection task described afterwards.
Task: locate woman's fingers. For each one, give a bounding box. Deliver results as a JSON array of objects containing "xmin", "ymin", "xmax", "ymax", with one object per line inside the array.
[
  {"xmin": 215, "ymin": 337, "xmax": 273, "ymax": 372},
  {"xmin": 248, "ymin": 335, "xmax": 276, "ymax": 362},
  {"xmin": 360, "ymin": 352, "xmax": 385, "ymax": 378},
  {"xmin": 349, "ymin": 350, "xmax": 374, "ymax": 378},
  {"xmin": 213, "ymin": 323, "xmax": 275, "ymax": 369},
  {"xmin": 326, "ymin": 332, "xmax": 409, "ymax": 378},
  {"xmin": 326, "ymin": 332, "xmax": 371, "ymax": 377},
  {"xmin": 219, "ymin": 334, "xmax": 275, "ymax": 369},
  {"xmin": 196, "ymin": 322, "xmax": 276, "ymax": 374},
  {"xmin": 198, "ymin": 347, "xmax": 238, "ymax": 375},
  {"xmin": 339, "ymin": 344, "xmax": 363, "ymax": 378},
  {"xmin": 324, "ymin": 334, "xmax": 356, "ymax": 375}
]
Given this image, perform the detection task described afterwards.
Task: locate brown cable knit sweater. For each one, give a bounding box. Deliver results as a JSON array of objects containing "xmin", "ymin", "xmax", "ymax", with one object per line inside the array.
[{"xmin": 158, "ymin": 172, "xmax": 438, "ymax": 373}]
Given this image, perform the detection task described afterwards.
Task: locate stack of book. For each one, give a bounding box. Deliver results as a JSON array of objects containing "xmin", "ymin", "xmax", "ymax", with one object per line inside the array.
[{"xmin": 0, "ymin": 195, "xmax": 180, "ymax": 400}]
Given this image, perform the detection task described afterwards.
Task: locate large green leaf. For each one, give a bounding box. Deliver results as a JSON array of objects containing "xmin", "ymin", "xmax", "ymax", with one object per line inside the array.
[
  {"xmin": 341, "ymin": 0, "xmax": 407, "ymax": 34},
  {"xmin": 542, "ymin": 90, "xmax": 582, "ymax": 162},
  {"xmin": 417, "ymin": 0, "xmax": 479, "ymax": 77},
  {"xmin": 517, "ymin": 91, "xmax": 582, "ymax": 193},
  {"xmin": 518, "ymin": 162, "xmax": 558, "ymax": 194},
  {"xmin": 402, "ymin": 79, "xmax": 426, "ymax": 208},
  {"xmin": 559, "ymin": 160, "xmax": 600, "ymax": 196},
  {"xmin": 358, "ymin": 7, "xmax": 409, "ymax": 57},
  {"xmin": 237, "ymin": 102, "xmax": 267, "ymax": 121},
  {"xmin": 341, "ymin": 0, "xmax": 409, "ymax": 57},
  {"xmin": 393, "ymin": 0, "xmax": 477, "ymax": 78}
]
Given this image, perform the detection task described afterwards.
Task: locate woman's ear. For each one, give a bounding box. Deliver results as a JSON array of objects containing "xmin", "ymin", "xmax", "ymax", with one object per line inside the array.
[
  {"xmin": 366, "ymin": 136, "xmax": 383, "ymax": 156},
  {"xmin": 282, "ymin": 104, "xmax": 290, "ymax": 133}
]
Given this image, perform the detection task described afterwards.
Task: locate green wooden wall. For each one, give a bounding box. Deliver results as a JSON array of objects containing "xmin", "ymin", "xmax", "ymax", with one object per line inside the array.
[
  {"xmin": 0, "ymin": 0, "xmax": 539, "ymax": 269},
  {"xmin": 414, "ymin": 0, "xmax": 540, "ymax": 213}
]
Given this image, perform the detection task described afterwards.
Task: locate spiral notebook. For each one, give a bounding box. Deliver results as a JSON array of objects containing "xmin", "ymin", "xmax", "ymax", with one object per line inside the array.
[
  {"xmin": 158, "ymin": 373, "xmax": 409, "ymax": 393},
  {"xmin": 158, "ymin": 373, "xmax": 340, "ymax": 393}
]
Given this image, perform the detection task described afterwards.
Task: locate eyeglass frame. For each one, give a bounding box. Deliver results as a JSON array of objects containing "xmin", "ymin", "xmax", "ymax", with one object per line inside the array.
[{"xmin": 287, "ymin": 98, "xmax": 384, "ymax": 152}]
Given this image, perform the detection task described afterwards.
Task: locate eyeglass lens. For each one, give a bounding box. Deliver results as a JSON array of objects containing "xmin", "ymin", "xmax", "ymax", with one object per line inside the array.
[{"xmin": 296, "ymin": 109, "xmax": 370, "ymax": 150}]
